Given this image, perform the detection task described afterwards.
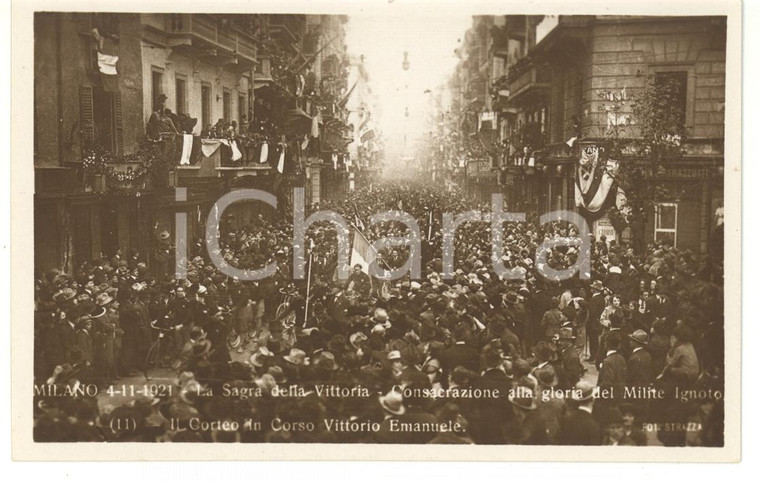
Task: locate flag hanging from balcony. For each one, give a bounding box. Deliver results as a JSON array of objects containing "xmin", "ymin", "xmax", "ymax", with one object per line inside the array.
[
  {"xmin": 259, "ymin": 142, "xmax": 269, "ymax": 164},
  {"xmin": 277, "ymin": 145, "xmax": 285, "ymax": 173},
  {"xmin": 230, "ymin": 140, "xmax": 243, "ymax": 162},
  {"xmin": 179, "ymin": 134, "xmax": 193, "ymax": 165},
  {"xmin": 91, "ymin": 28, "xmax": 119, "ymax": 92},
  {"xmin": 575, "ymin": 147, "xmax": 619, "ymax": 216},
  {"xmin": 97, "ymin": 53, "xmax": 118, "ymax": 76}
]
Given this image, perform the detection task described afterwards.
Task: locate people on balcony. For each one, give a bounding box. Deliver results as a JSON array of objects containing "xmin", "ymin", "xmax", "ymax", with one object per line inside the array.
[
  {"xmin": 146, "ymin": 94, "xmax": 180, "ymax": 142},
  {"xmin": 146, "ymin": 94, "xmax": 180, "ymax": 161}
]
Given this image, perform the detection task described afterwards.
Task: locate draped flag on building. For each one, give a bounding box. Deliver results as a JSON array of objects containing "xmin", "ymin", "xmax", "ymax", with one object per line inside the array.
[
  {"xmin": 277, "ymin": 144, "xmax": 285, "ymax": 173},
  {"xmin": 575, "ymin": 146, "xmax": 620, "ymax": 216},
  {"xmin": 92, "ymin": 28, "xmax": 119, "ymax": 92}
]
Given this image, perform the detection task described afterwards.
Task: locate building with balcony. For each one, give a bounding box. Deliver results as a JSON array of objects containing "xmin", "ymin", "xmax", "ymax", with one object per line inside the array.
[
  {"xmin": 34, "ymin": 13, "xmax": 354, "ymax": 274},
  {"xmin": 139, "ymin": 13, "xmax": 264, "ymax": 238},
  {"xmin": 449, "ymin": 16, "xmax": 514, "ymax": 204},
  {"xmin": 34, "ymin": 13, "xmax": 150, "ymax": 273},
  {"xmin": 252, "ymin": 14, "xmax": 352, "ymax": 208},
  {"xmin": 501, "ymin": 15, "xmax": 726, "ymax": 262}
]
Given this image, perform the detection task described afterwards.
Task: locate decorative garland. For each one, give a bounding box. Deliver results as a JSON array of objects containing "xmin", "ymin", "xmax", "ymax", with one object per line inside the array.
[{"xmin": 82, "ymin": 143, "xmax": 171, "ymax": 195}]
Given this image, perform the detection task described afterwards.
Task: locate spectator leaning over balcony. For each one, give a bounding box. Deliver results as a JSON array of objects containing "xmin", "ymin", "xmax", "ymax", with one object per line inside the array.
[{"xmin": 146, "ymin": 94, "xmax": 180, "ymax": 159}]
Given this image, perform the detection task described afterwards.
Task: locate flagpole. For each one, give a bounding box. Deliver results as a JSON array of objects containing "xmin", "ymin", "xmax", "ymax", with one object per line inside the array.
[
  {"xmin": 304, "ymin": 251, "xmax": 313, "ymax": 327},
  {"xmin": 427, "ymin": 211, "xmax": 433, "ymax": 242}
]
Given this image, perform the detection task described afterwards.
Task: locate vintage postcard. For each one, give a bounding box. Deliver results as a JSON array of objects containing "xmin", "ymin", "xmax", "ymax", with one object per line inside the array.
[{"xmin": 11, "ymin": 0, "xmax": 742, "ymax": 461}]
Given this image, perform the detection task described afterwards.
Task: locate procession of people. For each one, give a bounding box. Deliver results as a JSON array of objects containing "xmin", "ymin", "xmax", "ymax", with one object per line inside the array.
[{"xmin": 33, "ymin": 181, "xmax": 724, "ymax": 446}]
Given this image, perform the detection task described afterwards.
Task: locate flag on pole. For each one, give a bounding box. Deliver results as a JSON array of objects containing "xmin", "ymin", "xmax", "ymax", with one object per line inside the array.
[{"xmin": 350, "ymin": 225, "xmax": 376, "ymax": 274}]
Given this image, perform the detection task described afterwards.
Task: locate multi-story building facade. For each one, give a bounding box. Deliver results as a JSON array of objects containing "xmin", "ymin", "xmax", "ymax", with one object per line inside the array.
[
  {"xmin": 447, "ymin": 15, "xmax": 725, "ymax": 263},
  {"xmin": 34, "ymin": 12, "xmax": 352, "ymax": 274},
  {"xmin": 35, "ymin": 13, "xmax": 149, "ymax": 273}
]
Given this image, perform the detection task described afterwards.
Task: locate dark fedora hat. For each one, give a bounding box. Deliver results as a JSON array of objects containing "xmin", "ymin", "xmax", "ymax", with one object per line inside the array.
[{"xmin": 628, "ymin": 329, "xmax": 649, "ymax": 345}]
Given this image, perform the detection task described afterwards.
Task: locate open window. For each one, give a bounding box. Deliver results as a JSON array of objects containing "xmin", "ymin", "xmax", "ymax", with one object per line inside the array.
[
  {"xmin": 175, "ymin": 75, "xmax": 187, "ymax": 115},
  {"xmin": 201, "ymin": 83, "xmax": 212, "ymax": 128},
  {"xmin": 151, "ymin": 68, "xmax": 164, "ymax": 111},
  {"xmin": 223, "ymin": 88, "xmax": 232, "ymax": 122}
]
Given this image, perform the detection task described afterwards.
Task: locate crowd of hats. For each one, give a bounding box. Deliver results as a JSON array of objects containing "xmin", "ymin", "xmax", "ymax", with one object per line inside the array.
[{"xmin": 32, "ymin": 181, "xmax": 724, "ymax": 445}]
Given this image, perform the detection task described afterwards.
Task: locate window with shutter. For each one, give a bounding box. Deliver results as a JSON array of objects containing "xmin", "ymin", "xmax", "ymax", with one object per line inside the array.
[
  {"xmin": 93, "ymin": 88, "xmax": 115, "ymax": 152},
  {"xmin": 79, "ymin": 85, "xmax": 96, "ymax": 149}
]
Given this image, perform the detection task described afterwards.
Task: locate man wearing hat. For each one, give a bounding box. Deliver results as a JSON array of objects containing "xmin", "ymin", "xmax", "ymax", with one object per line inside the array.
[
  {"xmin": 97, "ymin": 291, "xmax": 123, "ymax": 379},
  {"xmin": 541, "ymin": 296, "xmax": 566, "ymax": 341},
  {"xmin": 558, "ymin": 380, "xmax": 602, "ymax": 445},
  {"xmin": 52, "ymin": 304, "xmax": 79, "ymax": 367},
  {"xmin": 471, "ymin": 345, "xmax": 512, "ymax": 444},
  {"xmin": 534, "ymin": 364, "xmax": 564, "ymax": 444},
  {"xmin": 281, "ymin": 348, "xmax": 309, "ymax": 382},
  {"xmin": 147, "ymin": 93, "xmax": 179, "ymax": 142},
  {"xmin": 505, "ymin": 384, "xmax": 547, "ymax": 445},
  {"xmin": 249, "ymin": 346, "xmax": 275, "ymax": 375},
  {"xmin": 74, "ymin": 314, "xmax": 94, "ymax": 372},
  {"xmin": 373, "ymin": 389, "xmax": 406, "ymax": 444},
  {"xmin": 556, "ymin": 327, "xmax": 585, "ymax": 390},
  {"xmin": 627, "ymin": 329, "xmax": 654, "ymax": 387},
  {"xmin": 89, "ymin": 304, "xmax": 110, "ymax": 385},
  {"xmin": 152, "ymin": 228, "xmax": 174, "ymax": 280},
  {"xmin": 502, "ymin": 290, "xmax": 527, "ymax": 345},
  {"xmin": 596, "ymin": 331, "xmax": 627, "ymax": 424},
  {"xmin": 438, "ymin": 324, "xmax": 479, "ymax": 375}
]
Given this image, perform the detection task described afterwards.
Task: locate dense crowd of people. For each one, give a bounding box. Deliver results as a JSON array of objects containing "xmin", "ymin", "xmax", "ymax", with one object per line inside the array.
[{"xmin": 33, "ymin": 181, "xmax": 724, "ymax": 446}]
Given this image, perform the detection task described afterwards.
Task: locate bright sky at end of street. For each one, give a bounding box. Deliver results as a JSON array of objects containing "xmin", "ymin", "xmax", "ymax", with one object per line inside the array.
[{"xmin": 345, "ymin": 13, "xmax": 471, "ymax": 158}]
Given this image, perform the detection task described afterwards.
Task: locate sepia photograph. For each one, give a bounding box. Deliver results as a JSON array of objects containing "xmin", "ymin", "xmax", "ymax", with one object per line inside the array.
[{"xmin": 10, "ymin": 0, "xmax": 742, "ymax": 462}]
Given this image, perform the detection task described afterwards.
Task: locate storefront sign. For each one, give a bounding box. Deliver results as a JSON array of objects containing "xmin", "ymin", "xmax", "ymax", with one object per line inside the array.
[{"xmin": 594, "ymin": 215, "xmax": 617, "ymax": 243}]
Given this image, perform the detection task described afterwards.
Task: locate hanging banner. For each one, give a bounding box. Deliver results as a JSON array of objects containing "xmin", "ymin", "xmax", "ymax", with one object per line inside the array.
[{"xmin": 575, "ymin": 145, "xmax": 619, "ymax": 215}]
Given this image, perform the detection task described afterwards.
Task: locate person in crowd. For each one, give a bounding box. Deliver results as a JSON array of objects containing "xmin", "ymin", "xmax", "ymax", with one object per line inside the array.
[
  {"xmin": 33, "ymin": 180, "xmax": 723, "ymax": 444},
  {"xmin": 659, "ymin": 324, "xmax": 700, "ymax": 387},
  {"xmin": 559, "ymin": 381, "xmax": 602, "ymax": 445}
]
